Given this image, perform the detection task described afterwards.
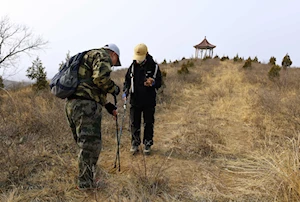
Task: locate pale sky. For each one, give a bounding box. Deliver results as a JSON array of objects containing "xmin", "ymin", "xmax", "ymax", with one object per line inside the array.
[{"xmin": 1, "ymin": 0, "xmax": 300, "ymax": 81}]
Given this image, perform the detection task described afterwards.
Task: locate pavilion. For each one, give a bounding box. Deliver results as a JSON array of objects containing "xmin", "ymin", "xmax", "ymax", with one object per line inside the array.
[{"xmin": 194, "ymin": 37, "xmax": 216, "ymax": 58}]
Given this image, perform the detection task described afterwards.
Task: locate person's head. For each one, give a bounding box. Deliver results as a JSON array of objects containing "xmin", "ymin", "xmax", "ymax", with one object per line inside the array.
[
  {"xmin": 103, "ymin": 43, "xmax": 121, "ymax": 66},
  {"xmin": 133, "ymin": 43, "xmax": 148, "ymax": 64}
]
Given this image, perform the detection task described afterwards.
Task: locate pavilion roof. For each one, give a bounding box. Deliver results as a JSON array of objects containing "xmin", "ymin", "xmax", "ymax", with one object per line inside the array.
[{"xmin": 194, "ymin": 37, "xmax": 216, "ymax": 49}]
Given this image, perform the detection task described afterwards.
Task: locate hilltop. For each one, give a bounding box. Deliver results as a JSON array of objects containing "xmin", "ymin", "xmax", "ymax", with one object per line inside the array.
[{"xmin": 0, "ymin": 58, "xmax": 300, "ymax": 201}]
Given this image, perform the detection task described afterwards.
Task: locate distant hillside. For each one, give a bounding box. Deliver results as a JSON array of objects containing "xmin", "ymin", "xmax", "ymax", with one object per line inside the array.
[{"xmin": 3, "ymin": 79, "xmax": 32, "ymax": 89}]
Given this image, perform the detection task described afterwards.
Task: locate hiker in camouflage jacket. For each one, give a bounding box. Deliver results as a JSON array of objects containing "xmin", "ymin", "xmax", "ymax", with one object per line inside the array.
[{"xmin": 65, "ymin": 44, "xmax": 121, "ymax": 190}]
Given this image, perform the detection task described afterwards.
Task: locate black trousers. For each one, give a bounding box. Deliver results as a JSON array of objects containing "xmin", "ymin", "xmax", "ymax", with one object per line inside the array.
[{"xmin": 130, "ymin": 105, "xmax": 155, "ymax": 146}]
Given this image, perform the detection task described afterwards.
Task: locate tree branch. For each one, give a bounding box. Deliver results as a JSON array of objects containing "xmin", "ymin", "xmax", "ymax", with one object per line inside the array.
[{"xmin": 0, "ymin": 16, "xmax": 48, "ymax": 71}]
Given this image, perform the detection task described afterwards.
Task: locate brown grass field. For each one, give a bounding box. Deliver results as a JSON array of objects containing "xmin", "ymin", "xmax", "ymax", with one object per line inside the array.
[{"xmin": 1, "ymin": 58, "xmax": 300, "ymax": 201}]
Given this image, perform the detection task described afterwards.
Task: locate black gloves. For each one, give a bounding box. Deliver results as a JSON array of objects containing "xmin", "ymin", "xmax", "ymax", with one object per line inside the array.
[
  {"xmin": 105, "ymin": 102, "xmax": 117, "ymax": 115},
  {"xmin": 114, "ymin": 85, "xmax": 120, "ymax": 96}
]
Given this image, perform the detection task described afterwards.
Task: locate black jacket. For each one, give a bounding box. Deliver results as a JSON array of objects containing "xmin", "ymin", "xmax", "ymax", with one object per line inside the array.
[{"xmin": 123, "ymin": 54, "xmax": 162, "ymax": 107}]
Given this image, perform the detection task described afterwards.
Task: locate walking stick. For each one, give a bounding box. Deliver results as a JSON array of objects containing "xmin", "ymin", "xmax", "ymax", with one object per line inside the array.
[
  {"xmin": 113, "ymin": 95, "xmax": 121, "ymax": 171},
  {"xmin": 113, "ymin": 95, "xmax": 128, "ymax": 171}
]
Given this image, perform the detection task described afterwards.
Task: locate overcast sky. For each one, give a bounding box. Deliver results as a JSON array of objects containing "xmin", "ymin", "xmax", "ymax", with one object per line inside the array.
[{"xmin": 1, "ymin": 0, "xmax": 300, "ymax": 81}]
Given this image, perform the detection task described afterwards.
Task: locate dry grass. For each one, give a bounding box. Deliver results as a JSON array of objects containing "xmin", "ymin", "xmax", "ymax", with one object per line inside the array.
[{"xmin": 1, "ymin": 58, "xmax": 300, "ymax": 201}]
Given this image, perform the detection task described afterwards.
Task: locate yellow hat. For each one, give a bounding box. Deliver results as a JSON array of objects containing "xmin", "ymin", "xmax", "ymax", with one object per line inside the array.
[{"xmin": 133, "ymin": 43, "xmax": 148, "ymax": 61}]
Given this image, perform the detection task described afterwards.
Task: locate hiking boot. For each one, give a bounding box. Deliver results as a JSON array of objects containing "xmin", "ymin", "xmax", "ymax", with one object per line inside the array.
[
  {"xmin": 76, "ymin": 184, "xmax": 93, "ymax": 191},
  {"xmin": 143, "ymin": 145, "xmax": 151, "ymax": 155},
  {"xmin": 77, "ymin": 179, "xmax": 103, "ymax": 191},
  {"xmin": 130, "ymin": 145, "xmax": 139, "ymax": 153},
  {"xmin": 77, "ymin": 186, "xmax": 92, "ymax": 191}
]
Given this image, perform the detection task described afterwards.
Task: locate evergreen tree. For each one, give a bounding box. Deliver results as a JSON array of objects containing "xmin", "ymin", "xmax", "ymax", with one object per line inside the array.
[
  {"xmin": 281, "ymin": 54, "xmax": 292, "ymax": 70},
  {"xmin": 26, "ymin": 57, "xmax": 48, "ymax": 90},
  {"xmin": 269, "ymin": 56, "xmax": 276, "ymax": 65},
  {"xmin": 268, "ymin": 65, "xmax": 281, "ymax": 81},
  {"xmin": 253, "ymin": 56, "xmax": 259, "ymax": 63}
]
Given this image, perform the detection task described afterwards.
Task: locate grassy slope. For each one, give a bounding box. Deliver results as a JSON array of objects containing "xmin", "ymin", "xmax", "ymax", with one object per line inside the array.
[{"xmin": 1, "ymin": 58, "xmax": 300, "ymax": 201}]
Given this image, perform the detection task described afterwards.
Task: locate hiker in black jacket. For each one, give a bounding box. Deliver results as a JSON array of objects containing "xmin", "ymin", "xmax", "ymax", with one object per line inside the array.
[{"xmin": 122, "ymin": 43, "xmax": 162, "ymax": 155}]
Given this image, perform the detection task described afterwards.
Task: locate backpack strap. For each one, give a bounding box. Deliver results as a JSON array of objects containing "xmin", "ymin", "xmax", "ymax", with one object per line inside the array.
[
  {"xmin": 77, "ymin": 50, "xmax": 94, "ymax": 85},
  {"xmin": 130, "ymin": 64, "xmax": 134, "ymax": 93},
  {"xmin": 153, "ymin": 63, "xmax": 158, "ymax": 79}
]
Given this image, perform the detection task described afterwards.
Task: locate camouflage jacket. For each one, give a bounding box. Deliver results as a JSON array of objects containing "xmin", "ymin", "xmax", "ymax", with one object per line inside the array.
[{"xmin": 72, "ymin": 48, "xmax": 117, "ymax": 105}]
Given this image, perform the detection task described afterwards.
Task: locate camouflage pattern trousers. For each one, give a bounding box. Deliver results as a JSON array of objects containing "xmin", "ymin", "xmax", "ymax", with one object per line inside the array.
[{"xmin": 65, "ymin": 99, "xmax": 102, "ymax": 188}]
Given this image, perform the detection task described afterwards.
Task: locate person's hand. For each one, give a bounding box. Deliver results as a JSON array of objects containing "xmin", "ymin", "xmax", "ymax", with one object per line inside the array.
[
  {"xmin": 144, "ymin": 78, "xmax": 155, "ymax": 87},
  {"xmin": 105, "ymin": 102, "xmax": 117, "ymax": 116},
  {"xmin": 114, "ymin": 85, "xmax": 120, "ymax": 96},
  {"xmin": 112, "ymin": 109, "xmax": 118, "ymax": 120}
]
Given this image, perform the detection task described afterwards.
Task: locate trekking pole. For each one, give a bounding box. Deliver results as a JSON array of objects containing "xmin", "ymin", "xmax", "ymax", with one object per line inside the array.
[
  {"xmin": 113, "ymin": 95, "xmax": 121, "ymax": 171},
  {"xmin": 113, "ymin": 96, "xmax": 128, "ymax": 172},
  {"xmin": 119, "ymin": 98, "xmax": 127, "ymax": 144}
]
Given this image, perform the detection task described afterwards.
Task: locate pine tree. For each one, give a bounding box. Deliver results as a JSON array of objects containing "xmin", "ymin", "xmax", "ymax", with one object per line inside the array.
[
  {"xmin": 253, "ymin": 56, "xmax": 259, "ymax": 63},
  {"xmin": 26, "ymin": 57, "xmax": 48, "ymax": 90},
  {"xmin": 269, "ymin": 56, "xmax": 276, "ymax": 65},
  {"xmin": 281, "ymin": 54, "xmax": 292, "ymax": 70}
]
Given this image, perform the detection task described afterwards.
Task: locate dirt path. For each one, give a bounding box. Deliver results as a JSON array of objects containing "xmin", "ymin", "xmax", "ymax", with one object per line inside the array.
[{"xmin": 99, "ymin": 62, "xmax": 260, "ymax": 200}]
